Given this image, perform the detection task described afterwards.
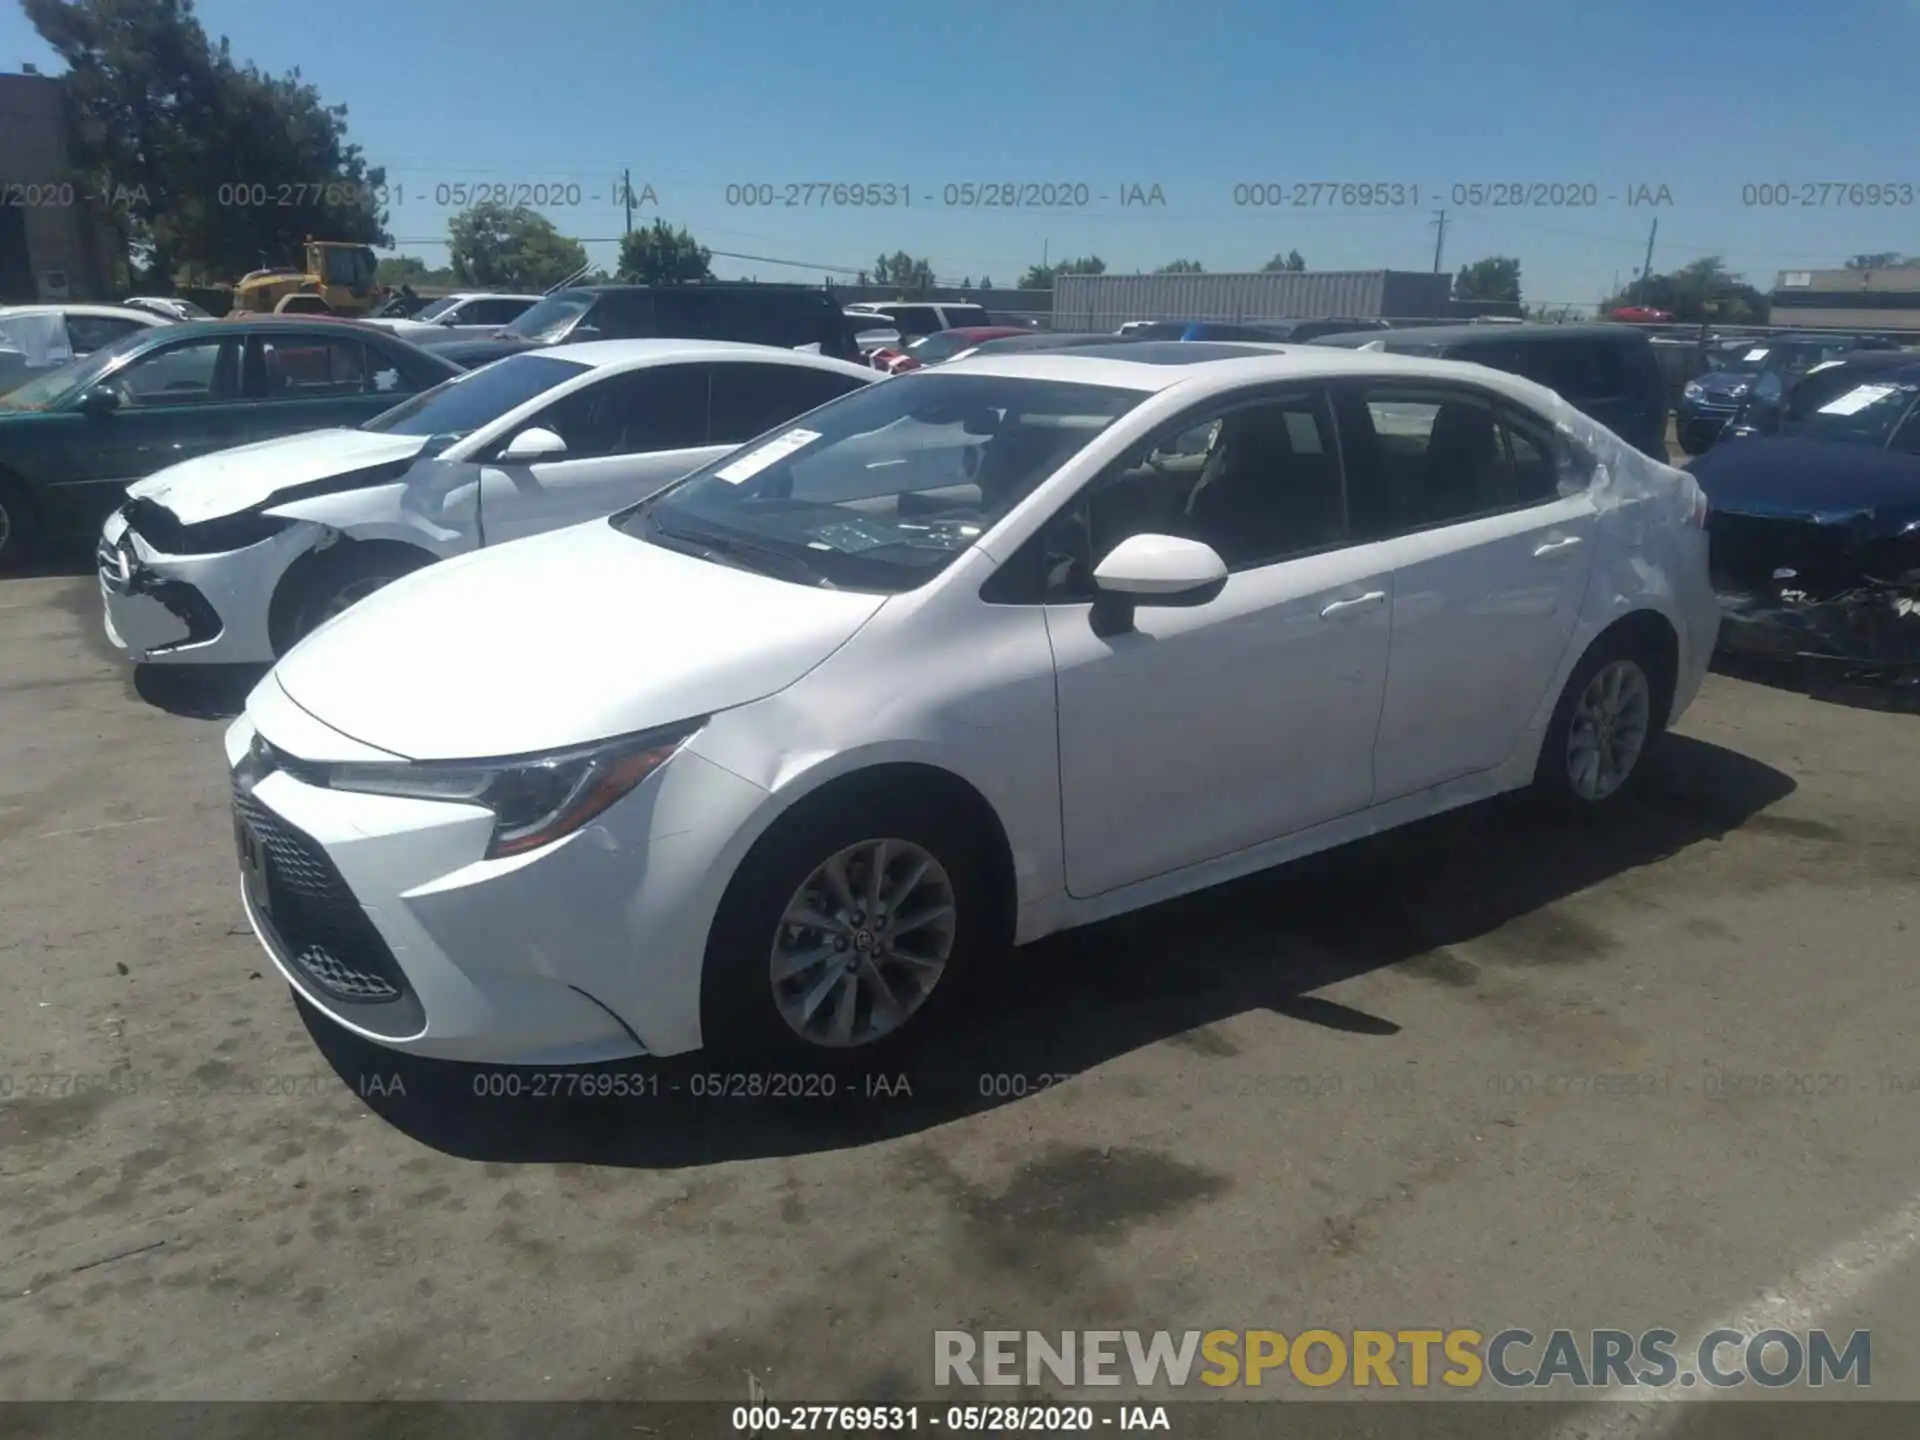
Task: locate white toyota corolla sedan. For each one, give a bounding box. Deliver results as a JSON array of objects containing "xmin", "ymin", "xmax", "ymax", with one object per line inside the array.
[
  {"xmin": 99, "ymin": 341, "xmax": 877, "ymax": 663},
  {"xmin": 225, "ymin": 340, "xmax": 1718, "ymax": 1066}
]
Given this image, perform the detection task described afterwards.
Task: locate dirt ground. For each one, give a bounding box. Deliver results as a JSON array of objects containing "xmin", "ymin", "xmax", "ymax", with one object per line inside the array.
[{"xmin": 2, "ymin": 561, "xmax": 1918, "ymax": 1435}]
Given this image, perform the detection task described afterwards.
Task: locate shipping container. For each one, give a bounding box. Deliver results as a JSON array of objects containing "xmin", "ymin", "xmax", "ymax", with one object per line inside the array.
[{"xmin": 1052, "ymin": 271, "xmax": 1453, "ymax": 331}]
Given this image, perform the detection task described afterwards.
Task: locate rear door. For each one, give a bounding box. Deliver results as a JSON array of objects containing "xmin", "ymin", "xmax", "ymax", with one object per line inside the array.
[
  {"xmin": 1336, "ymin": 379, "xmax": 1598, "ymax": 800},
  {"xmin": 477, "ymin": 363, "xmax": 714, "ymax": 543},
  {"xmin": 248, "ymin": 334, "xmax": 423, "ymax": 440}
]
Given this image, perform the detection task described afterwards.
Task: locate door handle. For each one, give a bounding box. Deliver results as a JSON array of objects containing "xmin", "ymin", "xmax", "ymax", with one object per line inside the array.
[
  {"xmin": 1320, "ymin": 590, "xmax": 1387, "ymax": 618},
  {"xmin": 1534, "ymin": 535, "xmax": 1583, "ymax": 557}
]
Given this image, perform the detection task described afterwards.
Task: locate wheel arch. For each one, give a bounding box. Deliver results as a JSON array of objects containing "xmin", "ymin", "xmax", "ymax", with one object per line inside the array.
[
  {"xmin": 1589, "ymin": 607, "xmax": 1681, "ymax": 730},
  {"xmin": 726, "ymin": 757, "xmax": 1021, "ymax": 952},
  {"xmin": 266, "ymin": 534, "xmax": 438, "ymax": 655}
]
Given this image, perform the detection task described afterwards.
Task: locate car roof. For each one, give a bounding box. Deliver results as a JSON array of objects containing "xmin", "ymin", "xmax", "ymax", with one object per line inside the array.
[
  {"xmin": 1796, "ymin": 351, "xmax": 1920, "ymax": 379},
  {"xmin": 1313, "ymin": 322, "xmax": 1647, "ymax": 348},
  {"xmin": 567, "ymin": 282, "xmax": 830, "ymax": 296},
  {"xmin": 535, "ymin": 337, "xmax": 877, "ymax": 375},
  {"xmin": 943, "ymin": 342, "xmax": 1578, "ymax": 397},
  {"xmin": 922, "ymin": 326, "xmax": 1025, "ymax": 341},
  {"xmin": 0, "ymin": 303, "xmax": 167, "ymax": 323},
  {"xmin": 436, "ymin": 291, "xmax": 541, "ymax": 303}
]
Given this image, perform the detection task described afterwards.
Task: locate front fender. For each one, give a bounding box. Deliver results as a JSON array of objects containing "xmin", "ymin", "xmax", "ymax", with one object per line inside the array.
[{"xmin": 264, "ymin": 472, "xmax": 479, "ymax": 556}]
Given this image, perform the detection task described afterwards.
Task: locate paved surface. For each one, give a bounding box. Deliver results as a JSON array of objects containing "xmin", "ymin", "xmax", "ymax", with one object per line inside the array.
[{"xmin": 2, "ymin": 562, "xmax": 1918, "ymax": 1432}]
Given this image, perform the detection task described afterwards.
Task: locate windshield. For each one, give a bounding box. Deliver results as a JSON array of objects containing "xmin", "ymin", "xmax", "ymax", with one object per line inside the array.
[
  {"xmin": 0, "ymin": 328, "xmax": 156, "ymax": 410},
  {"xmin": 616, "ymin": 371, "xmax": 1149, "ymax": 593},
  {"xmin": 1783, "ymin": 371, "xmax": 1920, "ymax": 448},
  {"xmin": 359, "ymin": 352, "xmax": 590, "ymax": 437},
  {"xmin": 413, "ymin": 297, "xmax": 460, "ymax": 322},
  {"xmin": 503, "ymin": 292, "xmax": 596, "ymax": 342}
]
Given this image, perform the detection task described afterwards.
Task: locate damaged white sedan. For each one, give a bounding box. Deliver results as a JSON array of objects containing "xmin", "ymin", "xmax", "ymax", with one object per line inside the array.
[{"xmin": 98, "ymin": 340, "xmax": 878, "ymax": 664}]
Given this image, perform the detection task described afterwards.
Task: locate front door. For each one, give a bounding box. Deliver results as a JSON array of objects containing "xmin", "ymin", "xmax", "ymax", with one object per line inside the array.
[
  {"xmin": 478, "ymin": 363, "xmax": 721, "ymax": 544},
  {"xmin": 1042, "ymin": 386, "xmax": 1393, "ymax": 898},
  {"xmin": 1335, "ymin": 381, "xmax": 1597, "ymax": 800},
  {"xmin": 54, "ymin": 331, "xmax": 252, "ymax": 533}
]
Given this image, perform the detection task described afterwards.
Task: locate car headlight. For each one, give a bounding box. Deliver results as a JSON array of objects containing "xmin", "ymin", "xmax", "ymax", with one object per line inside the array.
[
  {"xmin": 1683, "ymin": 381, "xmax": 1704, "ymax": 400},
  {"xmin": 321, "ymin": 719, "xmax": 704, "ymax": 858},
  {"xmin": 1730, "ymin": 383, "xmax": 1750, "ymax": 398}
]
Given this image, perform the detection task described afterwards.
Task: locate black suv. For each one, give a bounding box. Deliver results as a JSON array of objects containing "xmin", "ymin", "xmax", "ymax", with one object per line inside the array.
[
  {"xmin": 428, "ymin": 284, "xmax": 865, "ymax": 367},
  {"xmin": 1312, "ymin": 323, "xmax": 1669, "ymax": 459}
]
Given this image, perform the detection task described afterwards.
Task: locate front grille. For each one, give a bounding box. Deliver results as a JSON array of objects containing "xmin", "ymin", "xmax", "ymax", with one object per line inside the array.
[
  {"xmin": 232, "ymin": 782, "xmax": 410, "ymax": 1005},
  {"xmin": 1707, "ymin": 511, "xmax": 1861, "ymax": 598}
]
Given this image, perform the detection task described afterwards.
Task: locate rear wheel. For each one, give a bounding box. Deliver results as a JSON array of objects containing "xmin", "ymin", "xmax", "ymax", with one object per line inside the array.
[
  {"xmin": 1534, "ymin": 633, "xmax": 1660, "ymax": 812},
  {"xmin": 0, "ymin": 474, "xmax": 39, "ymax": 572},
  {"xmin": 700, "ymin": 788, "xmax": 994, "ymax": 1064}
]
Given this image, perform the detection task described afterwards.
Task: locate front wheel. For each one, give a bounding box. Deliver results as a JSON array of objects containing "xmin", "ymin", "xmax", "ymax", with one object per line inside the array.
[
  {"xmin": 700, "ymin": 790, "xmax": 994, "ymax": 1064},
  {"xmin": 1534, "ymin": 637, "xmax": 1659, "ymax": 812},
  {"xmin": 271, "ymin": 546, "xmax": 429, "ymax": 655}
]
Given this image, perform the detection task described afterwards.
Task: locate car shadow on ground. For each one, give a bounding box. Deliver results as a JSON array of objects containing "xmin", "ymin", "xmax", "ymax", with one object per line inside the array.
[
  {"xmin": 300, "ymin": 731, "xmax": 1796, "ymax": 1169},
  {"xmin": 131, "ymin": 662, "xmax": 268, "ymax": 719},
  {"xmin": 1712, "ymin": 652, "xmax": 1920, "ymax": 715}
]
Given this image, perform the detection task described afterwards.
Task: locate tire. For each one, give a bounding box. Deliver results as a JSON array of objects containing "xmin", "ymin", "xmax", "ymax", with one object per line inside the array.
[
  {"xmin": 273, "ymin": 545, "xmax": 429, "ymax": 654},
  {"xmin": 1533, "ymin": 631, "xmax": 1661, "ymax": 813},
  {"xmin": 0, "ymin": 474, "xmax": 39, "ymax": 572},
  {"xmin": 699, "ymin": 786, "xmax": 996, "ymax": 1066}
]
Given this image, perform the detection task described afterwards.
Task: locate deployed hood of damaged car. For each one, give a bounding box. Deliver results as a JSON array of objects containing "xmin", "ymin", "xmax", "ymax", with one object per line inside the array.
[
  {"xmin": 1690, "ymin": 437, "xmax": 1920, "ymax": 525},
  {"xmin": 123, "ymin": 429, "xmax": 436, "ymax": 525},
  {"xmin": 270, "ymin": 519, "xmax": 891, "ymax": 760}
]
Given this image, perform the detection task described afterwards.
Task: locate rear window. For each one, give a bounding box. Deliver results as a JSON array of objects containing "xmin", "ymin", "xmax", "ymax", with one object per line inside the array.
[{"xmin": 941, "ymin": 305, "xmax": 992, "ymax": 327}]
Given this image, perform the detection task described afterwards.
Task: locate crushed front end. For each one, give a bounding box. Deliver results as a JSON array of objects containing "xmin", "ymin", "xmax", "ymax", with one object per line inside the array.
[{"xmin": 1707, "ymin": 507, "xmax": 1920, "ymax": 681}]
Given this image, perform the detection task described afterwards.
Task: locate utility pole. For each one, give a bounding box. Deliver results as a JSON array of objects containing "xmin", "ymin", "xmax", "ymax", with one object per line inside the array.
[
  {"xmin": 1639, "ymin": 215, "xmax": 1657, "ymax": 282},
  {"xmin": 621, "ymin": 167, "xmax": 636, "ymax": 236},
  {"xmin": 1430, "ymin": 210, "xmax": 1447, "ymax": 274}
]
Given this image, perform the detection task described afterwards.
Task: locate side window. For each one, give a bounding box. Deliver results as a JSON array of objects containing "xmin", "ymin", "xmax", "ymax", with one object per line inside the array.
[
  {"xmin": 1497, "ymin": 406, "xmax": 1584, "ymax": 504},
  {"xmin": 718, "ymin": 295, "xmax": 826, "ymax": 349},
  {"xmin": 708, "ymin": 363, "xmax": 867, "ymax": 445},
  {"xmin": 1537, "ymin": 342, "xmax": 1625, "ymax": 402},
  {"xmin": 467, "ymin": 299, "xmax": 528, "ymax": 326},
  {"xmin": 258, "ymin": 338, "xmax": 383, "ymax": 399},
  {"xmin": 887, "ymin": 306, "xmax": 942, "ymax": 337},
  {"xmin": 1058, "ymin": 389, "xmax": 1344, "ymax": 589},
  {"xmin": 65, "ymin": 315, "xmax": 147, "ymax": 353},
  {"xmin": 1888, "ymin": 401, "xmax": 1920, "ymax": 456},
  {"xmin": 528, "ymin": 366, "xmax": 711, "ymax": 459},
  {"xmin": 652, "ymin": 289, "xmax": 723, "ymax": 339},
  {"xmin": 580, "ymin": 293, "xmax": 650, "ymax": 339},
  {"xmin": 1354, "ymin": 388, "xmax": 1517, "ymax": 531},
  {"xmin": 112, "ymin": 337, "xmax": 243, "ymax": 407}
]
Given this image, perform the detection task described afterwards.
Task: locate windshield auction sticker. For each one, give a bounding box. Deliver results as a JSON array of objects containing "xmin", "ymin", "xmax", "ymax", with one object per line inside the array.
[
  {"xmin": 716, "ymin": 427, "xmax": 822, "ymax": 484},
  {"xmin": 1818, "ymin": 383, "xmax": 1899, "ymax": 416}
]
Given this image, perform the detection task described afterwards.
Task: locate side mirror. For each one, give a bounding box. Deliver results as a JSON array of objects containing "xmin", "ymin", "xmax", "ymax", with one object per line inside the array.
[
  {"xmin": 1089, "ymin": 533, "xmax": 1229, "ymax": 636},
  {"xmin": 499, "ymin": 426, "xmax": 568, "ymax": 462},
  {"xmin": 77, "ymin": 387, "xmax": 120, "ymax": 417}
]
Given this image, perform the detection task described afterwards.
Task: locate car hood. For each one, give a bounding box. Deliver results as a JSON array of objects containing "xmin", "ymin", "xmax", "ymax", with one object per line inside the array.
[
  {"xmin": 1692, "ymin": 370, "xmax": 1757, "ymax": 399},
  {"xmin": 1692, "ymin": 436, "xmax": 1920, "ymax": 525},
  {"xmin": 124, "ymin": 429, "xmax": 434, "ymax": 525},
  {"xmin": 270, "ymin": 520, "xmax": 892, "ymax": 760},
  {"xmin": 425, "ymin": 336, "xmax": 537, "ymax": 364}
]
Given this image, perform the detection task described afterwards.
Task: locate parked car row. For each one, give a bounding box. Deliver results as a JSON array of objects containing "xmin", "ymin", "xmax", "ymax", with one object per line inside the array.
[{"xmin": 212, "ymin": 338, "xmax": 1719, "ymax": 1067}]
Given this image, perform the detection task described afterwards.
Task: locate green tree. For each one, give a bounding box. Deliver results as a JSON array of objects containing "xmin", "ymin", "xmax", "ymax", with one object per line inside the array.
[
  {"xmin": 959, "ymin": 275, "xmax": 974, "ymax": 288},
  {"xmin": 1261, "ymin": 250, "xmax": 1306, "ymax": 272},
  {"xmin": 1600, "ymin": 256, "xmax": 1769, "ymax": 324},
  {"xmin": 979, "ymin": 274, "xmax": 994, "ymax": 289},
  {"xmin": 1454, "ymin": 255, "xmax": 1522, "ymax": 305},
  {"xmin": 616, "ymin": 219, "xmax": 712, "ymax": 284},
  {"xmin": 1019, "ymin": 255, "xmax": 1105, "ymax": 289},
  {"xmin": 25, "ymin": 0, "xmax": 389, "ymax": 286},
  {"xmin": 873, "ymin": 251, "xmax": 937, "ymax": 291},
  {"xmin": 1157, "ymin": 259, "xmax": 1204, "ymax": 274},
  {"xmin": 375, "ymin": 255, "xmax": 453, "ymax": 287},
  {"xmin": 448, "ymin": 202, "xmax": 588, "ymax": 290}
]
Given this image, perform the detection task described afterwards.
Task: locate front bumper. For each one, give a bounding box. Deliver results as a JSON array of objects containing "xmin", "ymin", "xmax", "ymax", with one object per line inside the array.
[
  {"xmin": 224, "ymin": 702, "xmax": 772, "ymax": 1063},
  {"xmin": 98, "ymin": 507, "xmax": 311, "ymax": 665}
]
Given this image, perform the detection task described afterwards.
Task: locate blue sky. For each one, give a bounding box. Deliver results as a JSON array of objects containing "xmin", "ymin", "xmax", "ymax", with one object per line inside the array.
[{"xmin": 6, "ymin": 0, "xmax": 1917, "ymax": 305}]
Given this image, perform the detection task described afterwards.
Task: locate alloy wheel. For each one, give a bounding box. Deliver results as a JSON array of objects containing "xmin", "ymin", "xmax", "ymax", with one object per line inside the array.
[
  {"xmin": 769, "ymin": 838, "xmax": 957, "ymax": 1049},
  {"xmin": 1565, "ymin": 659, "xmax": 1652, "ymax": 802}
]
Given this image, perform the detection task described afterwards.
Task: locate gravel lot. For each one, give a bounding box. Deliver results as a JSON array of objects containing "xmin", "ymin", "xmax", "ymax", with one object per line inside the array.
[{"xmin": 2, "ymin": 561, "xmax": 1918, "ymax": 1433}]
